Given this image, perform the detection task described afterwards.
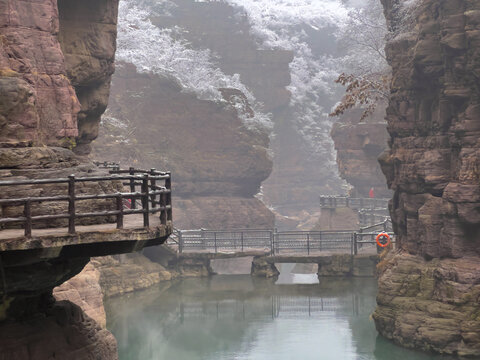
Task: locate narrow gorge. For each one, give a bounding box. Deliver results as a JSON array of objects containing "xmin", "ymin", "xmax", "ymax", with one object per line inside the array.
[{"xmin": 1, "ymin": 0, "xmax": 479, "ymax": 359}]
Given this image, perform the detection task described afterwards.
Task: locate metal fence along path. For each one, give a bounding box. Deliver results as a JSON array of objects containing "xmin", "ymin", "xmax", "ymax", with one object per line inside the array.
[
  {"xmin": 170, "ymin": 220, "xmax": 394, "ymax": 255},
  {"xmin": 319, "ymin": 195, "xmax": 390, "ymax": 227}
]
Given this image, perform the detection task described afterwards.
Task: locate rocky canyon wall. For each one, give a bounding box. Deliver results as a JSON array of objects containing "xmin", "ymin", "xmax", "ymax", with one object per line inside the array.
[
  {"xmin": 57, "ymin": 0, "xmax": 119, "ymax": 155},
  {"xmin": 331, "ymin": 108, "xmax": 391, "ymax": 198},
  {"xmin": 92, "ymin": 0, "xmax": 279, "ymax": 231},
  {"xmin": 92, "ymin": 63, "xmax": 274, "ymax": 230},
  {"xmin": 0, "ymin": 0, "xmax": 120, "ymax": 358},
  {"xmin": 0, "ymin": 0, "xmax": 79, "ymax": 146},
  {"xmin": 373, "ymin": 0, "xmax": 480, "ymax": 356}
]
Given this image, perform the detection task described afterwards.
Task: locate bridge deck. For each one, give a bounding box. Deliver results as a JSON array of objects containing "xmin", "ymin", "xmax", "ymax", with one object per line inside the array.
[
  {"xmin": 0, "ymin": 213, "xmax": 159, "ymax": 241},
  {"xmin": 177, "ymin": 245, "xmax": 377, "ymax": 257}
]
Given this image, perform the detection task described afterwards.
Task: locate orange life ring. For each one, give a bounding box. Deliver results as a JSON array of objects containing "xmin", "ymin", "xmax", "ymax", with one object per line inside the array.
[{"xmin": 376, "ymin": 232, "xmax": 391, "ymax": 248}]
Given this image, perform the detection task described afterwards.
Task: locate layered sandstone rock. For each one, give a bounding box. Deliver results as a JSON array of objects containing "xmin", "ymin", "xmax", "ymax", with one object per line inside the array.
[
  {"xmin": 91, "ymin": 253, "xmax": 175, "ymax": 298},
  {"xmin": 57, "ymin": 0, "xmax": 119, "ymax": 155},
  {"xmin": 331, "ymin": 108, "xmax": 391, "ymax": 198},
  {"xmin": 92, "ymin": 63, "xmax": 274, "ymax": 229},
  {"xmin": 374, "ymin": 0, "xmax": 480, "ymax": 356},
  {"xmin": 0, "ymin": 0, "xmax": 118, "ymax": 151},
  {"xmin": 0, "ymin": 301, "xmax": 118, "ymax": 360},
  {"xmin": 0, "ymin": 0, "xmax": 121, "ymax": 357},
  {"xmin": 53, "ymin": 262, "xmax": 107, "ymax": 328},
  {"xmin": 0, "ymin": 0, "xmax": 80, "ymax": 146},
  {"xmin": 118, "ymin": 0, "xmax": 339, "ymax": 228}
]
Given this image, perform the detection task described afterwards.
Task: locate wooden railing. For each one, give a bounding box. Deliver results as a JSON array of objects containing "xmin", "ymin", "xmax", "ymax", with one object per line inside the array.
[{"xmin": 0, "ymin": 167, "xmax": 172, "ymax": 238}]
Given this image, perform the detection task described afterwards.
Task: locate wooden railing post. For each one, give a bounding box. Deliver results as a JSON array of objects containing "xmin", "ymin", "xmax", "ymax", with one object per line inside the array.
[
  {"xmin": 166, "ymin": 172, "xmax": 172, "ymax": 222},
  {"xmin": 214, "ymin": 231, "xmax": 217, "ymax": 253},
  {"xmin": 24, "ymin": 199, "xmax": 32, "ymax": 237},
  {"xmin": 68, "ymin": 175, "xmax": 75, "ymax": 234},
  {"xmin": 159, "ymin": 187, "xmax": 166, "ymax": 227},
  {"xmin": 116, "ymin": 193, "xmax": 123, "ymax": 229},
  {"xmin": 129, "ymin": 167, "xmax": 136, "ymax": 209},
  {"xmin": 160, "ymin": 194, "xmax": 167, "ymax": 225},
  {"xmin": 150, "ymin": 168, "xmax": 156, "ymax": 208},
  {"xmin": 141, "ymin": 174, "xmax": 149, "ymax": 227}
]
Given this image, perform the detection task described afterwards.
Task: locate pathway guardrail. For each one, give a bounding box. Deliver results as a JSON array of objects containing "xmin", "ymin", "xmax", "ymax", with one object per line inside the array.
[
  {"xmin": 0, "ymin": 167, "xmax": 172, "ymax": 237},
  {"xmin": 174, "ymin": 220, "xmax": 393, "ymax": 256}
]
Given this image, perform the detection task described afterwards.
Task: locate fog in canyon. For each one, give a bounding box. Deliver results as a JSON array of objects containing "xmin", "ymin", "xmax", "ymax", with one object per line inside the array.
[{"xmin": 94, "ymin": 0, "xmax": 389, "ymax": 229}]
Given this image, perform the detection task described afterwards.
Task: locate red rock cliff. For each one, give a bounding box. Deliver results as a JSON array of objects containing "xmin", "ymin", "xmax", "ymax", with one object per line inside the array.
[
  {"xmin": 373, "ymin": 0, "xmax": 480, "ymax": 356},
  {"xmin": 0, "ymin": 0, "xmax": 120, "ymax": 358}
]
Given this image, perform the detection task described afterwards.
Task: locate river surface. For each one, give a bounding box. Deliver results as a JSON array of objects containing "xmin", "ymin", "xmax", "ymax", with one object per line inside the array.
[{"xmin": 105, "ymin": 270, "xmax": 455, "ymax": 360}]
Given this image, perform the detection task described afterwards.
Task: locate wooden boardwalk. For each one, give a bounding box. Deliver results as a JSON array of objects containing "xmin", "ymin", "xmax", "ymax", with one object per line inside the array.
[
  {"xmin": 0, "ymin": 214, "xmax": 160, "ymax": 241},
  {"xmin": 0, "ymin": 167, "xmax": 173, "ymax": 256}
]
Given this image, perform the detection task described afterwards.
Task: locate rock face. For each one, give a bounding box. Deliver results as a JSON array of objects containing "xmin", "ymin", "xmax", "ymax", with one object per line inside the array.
[
  {"xmin": 0, "ymin": 301, "xmax": 118, "ymax": 360},
  {"xmin": 0, "ymin": 0, "xmax": 122, "ymax": 358},
  {"xmin": 251, "ymin": 256, "xmax": 280, "ymax": 278},
  {"xmin": 91, "ymin": 253, "xmax": 175, "ymax": 298},
  {"xmin": 375, "ymin": 251, "xmax": 480, "ymax": 356},
  {"xmin": 148, "ymin": 1, "xmax": 309, "ymax": 223},
  {"xmin": 53, "ymin": 262, "xmax": 107, "ymax": 328},
  {"xmin": 0, "ymin": 0, "xmax": 117, "ymax": 151},
  {"xmin": 0, "ymin": 0, "xmax": 80, "ymax": 146},
  {"xmin": 373, "ymin": 0, "xmax": 480, "ymax": 356},
  {"xmin": 331, "ymin": 108, "xmax": 391, "ymax": 198},
  {"xmin": 57, "ymin": 0, "xmax": 119, "ymax": 155},
  {"xmin": 92, "ymin": 63, "xmax": 274, "ymax": 229}
]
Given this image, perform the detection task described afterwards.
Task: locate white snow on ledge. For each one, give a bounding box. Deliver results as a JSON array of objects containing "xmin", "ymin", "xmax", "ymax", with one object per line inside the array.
[{"xmin": 116, "ymin": 1, "xmax": 272, "ymax": 132}]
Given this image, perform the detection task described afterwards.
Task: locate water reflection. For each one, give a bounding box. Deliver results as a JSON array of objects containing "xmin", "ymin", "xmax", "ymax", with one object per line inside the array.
[
  {"xmin": 105, "ymin": 276, "xmax": 455, "ymax": 360},
  {"xmin": 275, "ymin": 263, "xmax": 319, "ymax": 284}
]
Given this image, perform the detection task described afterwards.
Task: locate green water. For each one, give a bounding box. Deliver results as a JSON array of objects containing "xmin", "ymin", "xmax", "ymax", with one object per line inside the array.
[{"xmin": 105, "ymin": 275, "xmax": 455, "ymax": 360}]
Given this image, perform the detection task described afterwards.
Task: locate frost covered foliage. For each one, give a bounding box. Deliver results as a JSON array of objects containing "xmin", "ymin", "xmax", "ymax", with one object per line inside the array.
[
  {"xmin": 389, "ymin": 0, "xmax": 422, "ymax": 38},
  {"xmin": 116, "ymin": 1, "xmax": 272, "ymax": 131},
  {"xmin": 337, "ymin": 0, "xmax": 388, "ymax": 76},
  {"xmin": 224, "ymin": 0, "xmax": 352, "ymax": 161}
]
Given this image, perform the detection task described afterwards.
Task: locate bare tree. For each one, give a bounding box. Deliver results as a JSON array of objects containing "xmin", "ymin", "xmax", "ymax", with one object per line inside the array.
[{"xmin": 330, "ymin": 0, "xmax": 390, "ymax": 121}]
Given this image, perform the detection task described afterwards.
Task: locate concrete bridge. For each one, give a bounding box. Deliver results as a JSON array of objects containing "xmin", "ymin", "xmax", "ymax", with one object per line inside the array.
[
  {"xmin": 170, "ymin": 220, "xmax": 393, "ymax": 256},
  {"xmin": 156, "ymin": 221, "xmax": 393, "ymax": 279}
]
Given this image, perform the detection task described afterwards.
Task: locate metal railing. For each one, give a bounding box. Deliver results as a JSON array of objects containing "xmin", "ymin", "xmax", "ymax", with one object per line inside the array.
[
  {"xmin": 175, "ymin": 219, "xmax": 394, "ymax": 255},
  {"xmin": 0, "ymin": 167, "xmax": 172, "ymax": 237},
  {"xmin": 177, "ymin": 295, "xmax": 361, "ymax": 321},
  {"xmin": 176, "ymin": 229, "xmax": 272, "ymax": 253},
  {"xmin": 319, "ymin": 195, "xmax": 390, "ymax": 227},
  {"xmin": 319, "ymin": 196, "xmax": 389, "ymax": 210}
]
